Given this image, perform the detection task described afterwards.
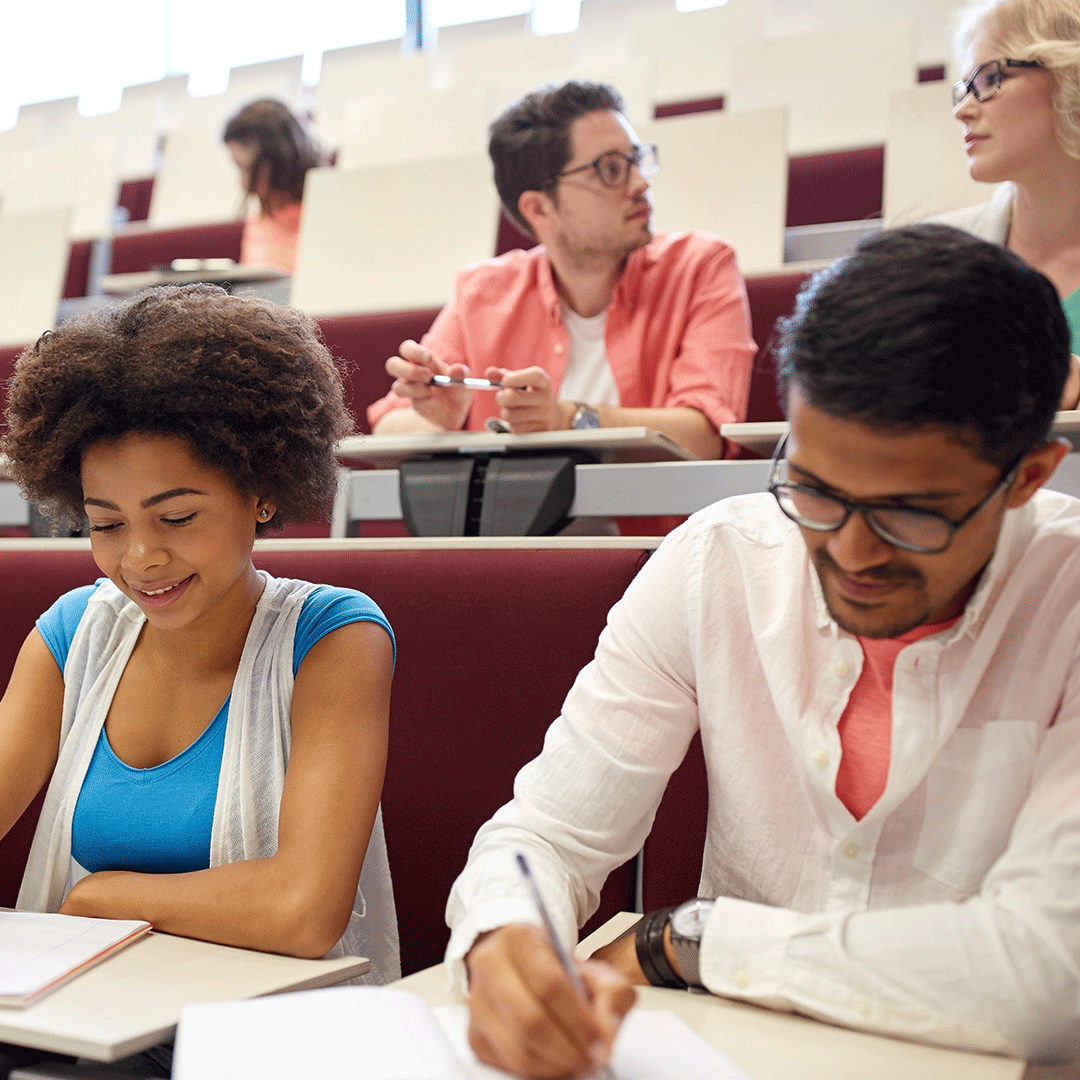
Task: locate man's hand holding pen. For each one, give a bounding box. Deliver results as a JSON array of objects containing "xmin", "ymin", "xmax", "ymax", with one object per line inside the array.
[
  {"xmin": 485, "ymin": 366, "xmax": 576, "ymax": 434},
  {"xmin": 465, "ymin": 923, "xmax": 637, "ymax": 1079},
  {"xmin": 385, "ymin": 339, "xmax": 474, "ymax": 431}
]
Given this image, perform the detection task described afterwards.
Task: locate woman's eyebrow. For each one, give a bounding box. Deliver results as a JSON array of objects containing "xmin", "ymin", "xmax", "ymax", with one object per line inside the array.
[{"xmin": 83, "ymin": 488, "xmax": 207, "ymax": 510}]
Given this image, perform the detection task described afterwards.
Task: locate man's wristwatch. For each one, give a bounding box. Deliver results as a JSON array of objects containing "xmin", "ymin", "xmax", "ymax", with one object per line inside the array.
[
  {"xmin": 571, "ymin": 402, "xmax": 600, "ymax": 430},
  {"xmin": 668, "ymin": 898, "xmax": 714, "ymax": 990}
]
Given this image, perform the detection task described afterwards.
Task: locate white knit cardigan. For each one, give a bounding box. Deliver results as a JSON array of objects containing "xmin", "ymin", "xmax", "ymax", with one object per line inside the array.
[{"xmin": 17, "ymin": 573, "xmax": 400, "ymax": 983}]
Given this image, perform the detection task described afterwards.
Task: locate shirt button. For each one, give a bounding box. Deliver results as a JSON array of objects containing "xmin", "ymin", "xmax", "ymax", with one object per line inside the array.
[
  {"xmin": 811, "ymin": 750, "xmax": 829, "ymax": 768},
  {"xmin": 856, "ymin": 999, "xmax": 872, "ymax": 1018},
  {"xmin": 842, "ymin": 842, "xmax": 860, "ymax": 859},
  {"xmin": 553, "ymin": 343, "xmax": 565, "ymax": 355},
  {"xmin": 833, "ymin": 659, "xmax": 850, "ymax": 677},
  {"xmin": 733, "ymin": 970, "xmax": 750, "ymax": 989}
]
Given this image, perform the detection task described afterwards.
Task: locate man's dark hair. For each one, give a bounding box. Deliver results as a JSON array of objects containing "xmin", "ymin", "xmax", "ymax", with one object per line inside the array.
[
  {"xmin": 223, "ymin": 98, "xmax": 324, "ymax": 212},
  {"xmin": 488, "ymin": 81, "xmax": 624, "ymax": 235},
  {"xmin": 775, "ymin": 224, "xmax": 1071, "ymax": 467}
]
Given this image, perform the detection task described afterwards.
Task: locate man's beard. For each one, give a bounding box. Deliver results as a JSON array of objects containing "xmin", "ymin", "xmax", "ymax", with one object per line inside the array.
[{"xmin": 812, "ymin": 546, "xmax": 929, "ymax": 639}]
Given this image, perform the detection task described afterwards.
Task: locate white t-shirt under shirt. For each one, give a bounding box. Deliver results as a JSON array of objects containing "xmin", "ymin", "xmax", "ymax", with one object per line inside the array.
[{"xmin": 558, "ymin": 302, "xmax": 621, "ymax": 408}]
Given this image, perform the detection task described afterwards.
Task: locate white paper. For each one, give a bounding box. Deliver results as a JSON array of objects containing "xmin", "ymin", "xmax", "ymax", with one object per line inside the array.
[
  {"xmin": 0, "ymin": 911, "xmax": 150, "ymax": 1004},
  {"xmin": 173, "ymin": 986, "xmax": 467, "ymax": 1080},
  {"xmin": 174, "ymin": 984, "xmax": 753, "ymax": 1080},
  {"xmin": 434, "ymin": 1004, "xmax": 753, "ymax": 1080}
]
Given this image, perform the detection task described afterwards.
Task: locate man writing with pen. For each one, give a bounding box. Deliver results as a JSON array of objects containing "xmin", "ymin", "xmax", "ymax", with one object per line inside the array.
[
  {"xmin": 443, "ymin": 226, "xmax": 1080, "ymax": 1076},
  {"xmin": 366, "ymin": 80, "xmax": 756, "ymax": 460}
]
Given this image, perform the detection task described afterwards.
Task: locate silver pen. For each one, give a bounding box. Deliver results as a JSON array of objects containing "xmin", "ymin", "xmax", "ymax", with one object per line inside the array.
[
  {"xmin": 516, "ymin": 852, "xmax": 616, "ymax": 1080},
  {"xmin": 430, "ymin": 374, "xmax": 504, "ymax": 390}
]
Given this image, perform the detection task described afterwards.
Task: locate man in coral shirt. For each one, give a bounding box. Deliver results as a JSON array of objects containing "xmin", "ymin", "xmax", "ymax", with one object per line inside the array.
[
  {"xmin": 367, "ymin": 81, "xmax": 757, "ymax": 460},
  {"xmin": 447, "ymin": 226, "xmax": 1080, "ymax": 1074}
]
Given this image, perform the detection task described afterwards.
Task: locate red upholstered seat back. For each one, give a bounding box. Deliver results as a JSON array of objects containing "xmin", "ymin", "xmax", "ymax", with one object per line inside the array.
[
  {"xmin": 0, "ymin": 549, "xmax": 101, "ymax": 907},
  {"xmin": 64, "ymin": 241, "xmax": 93, "ymax": 299},
  {"xmin": 316, "ymin": 311, "xmax": 441, "ymax": 433},
  {"xmin": 640, "ymin": 732, "xmax": 708, "ymax": 911},
  {"xmin": 0, "ymin": 545, "xmax": 647, "ymax": 976},
  {"xmin": 251, "ymin": 547, "xmax": 648, "ymax": 974},
  {"xmin": 118, "ymin": 178, "xmax": 154, "ymax": 225},
  {"xmin": 109, "ymin": 222, "xmax": 245, "ymax": 275},
  {"xmin": 0, "ymin": 344, "xmax": 28, "ymax": 431},
  {"xmin": 743, "ymin": 270, "xmax": 813, "ymax": 426},
  {"xmin": 786, "ymin": 146, "xmax": 884, "ymax": 228}
]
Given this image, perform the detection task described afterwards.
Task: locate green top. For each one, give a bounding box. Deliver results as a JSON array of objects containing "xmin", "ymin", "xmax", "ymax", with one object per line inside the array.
[{"xmin": 1063, "ymin": 287, "xmax": 1080, "ymax": 355}]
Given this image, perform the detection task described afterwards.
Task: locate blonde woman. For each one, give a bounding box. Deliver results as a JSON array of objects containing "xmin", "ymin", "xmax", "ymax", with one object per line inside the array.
[{"xmin": 940, "ymin": 0, "xmax": 1080, "ymax": 406}]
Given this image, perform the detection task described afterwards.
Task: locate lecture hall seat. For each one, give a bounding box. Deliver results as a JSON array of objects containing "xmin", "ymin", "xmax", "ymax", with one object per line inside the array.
[{"xmin": 109, "ymin": 221, "xmax": 245, "ymax": 276}]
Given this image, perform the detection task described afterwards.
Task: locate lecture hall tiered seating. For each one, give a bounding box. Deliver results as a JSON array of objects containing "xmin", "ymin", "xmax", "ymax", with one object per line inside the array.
[{"xmin": 0, "ymin": 0, "xmax": 984, "ymax": 973}]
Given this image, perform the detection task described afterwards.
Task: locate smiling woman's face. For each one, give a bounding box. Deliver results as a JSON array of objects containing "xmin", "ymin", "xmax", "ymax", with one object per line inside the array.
[{"xmin": 81, "ymin": 433, "xmax": 271, "ymax": 633}]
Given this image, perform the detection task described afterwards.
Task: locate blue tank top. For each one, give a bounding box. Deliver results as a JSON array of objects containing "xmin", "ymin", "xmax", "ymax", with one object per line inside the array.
[{"xmin": 36, "ymin": 582, "xmax": 393, "ymax": 876}]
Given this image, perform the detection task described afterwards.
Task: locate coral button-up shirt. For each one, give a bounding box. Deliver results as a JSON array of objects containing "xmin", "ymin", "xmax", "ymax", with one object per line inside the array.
[{"xmin": 367, "ymin": 231, "xmax": 757, "ymax": 451}]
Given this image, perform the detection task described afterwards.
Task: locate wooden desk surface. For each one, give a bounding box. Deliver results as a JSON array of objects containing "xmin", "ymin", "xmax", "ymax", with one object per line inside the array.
[{"xmin": 0, "ymin": 931, "xmax": 367, "ymax": 1062}]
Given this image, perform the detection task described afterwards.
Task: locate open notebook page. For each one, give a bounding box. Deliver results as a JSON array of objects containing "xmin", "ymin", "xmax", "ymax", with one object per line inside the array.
[{"xmin": 0, "ymin": 912, "xmax": 151, "ymax": 1008}]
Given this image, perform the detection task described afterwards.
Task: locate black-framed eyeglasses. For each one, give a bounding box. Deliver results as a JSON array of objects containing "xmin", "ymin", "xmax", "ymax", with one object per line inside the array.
[
  {"xmin": 952, "ymin": 57, "xmax": 1043, "ymax": 107},
  {"xmin": 768, "ymin": 434, "xmax": 1023, "ymax": 554},
  {"xmin": 554, "ymin": 144, "xmax": 659, "ymax": 188}
]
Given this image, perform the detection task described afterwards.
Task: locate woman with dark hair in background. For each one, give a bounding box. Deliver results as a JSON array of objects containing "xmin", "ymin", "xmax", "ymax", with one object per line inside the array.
[{"xmin": 223, "ymin": 99, "xmax": 325, "ymax": 274}]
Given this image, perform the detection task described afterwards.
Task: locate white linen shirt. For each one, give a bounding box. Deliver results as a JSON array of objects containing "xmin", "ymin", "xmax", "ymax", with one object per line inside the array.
[{"xmin": 445, "ymin": 489, "xmax": 1080, "ymax": 1061}]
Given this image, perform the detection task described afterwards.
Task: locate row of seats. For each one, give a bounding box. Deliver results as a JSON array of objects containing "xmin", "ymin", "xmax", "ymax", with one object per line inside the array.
[
  {"xmin": 0, "ymin": 78, "xmax": 983, "ymax": 348},
  {"xmin": 5, "ymin": 2, "xmax": 961, "ymax": 169},
  {"xmin": 51, "ymin": 142, "xmax": 881, "ymax": 304},
  {"xmin": 0, "ymin": 541, "xmax": 709, "ymax": 976},
  {"xmin": 0, "ymin": 267, "xmax": 807, "ymax": 444},
  {"xmin": 0, "ymin": 11, "xmax": 977, "ymax": 240}
]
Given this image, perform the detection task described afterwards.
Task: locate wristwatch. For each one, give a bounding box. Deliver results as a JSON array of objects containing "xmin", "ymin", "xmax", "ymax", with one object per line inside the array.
[
  {"xmin": 571, "ymin": 403, "xmax": 600, "ymax": 430},
  {"xmin": 668, "ymin": 898, "xmax": 714, "ymax": 989}
]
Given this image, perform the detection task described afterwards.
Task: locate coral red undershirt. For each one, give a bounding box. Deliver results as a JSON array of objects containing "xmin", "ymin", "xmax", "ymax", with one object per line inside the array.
[{"xmin": 836, "ymin": 615, "xmax": 960, "ymax": 819}]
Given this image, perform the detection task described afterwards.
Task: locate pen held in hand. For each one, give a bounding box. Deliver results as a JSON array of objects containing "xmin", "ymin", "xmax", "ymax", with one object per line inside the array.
[
  {"xmin": 430, "ymin": 374, "xmax": 504, "ymax": 390},
  {"xmin": 516, "ymin": 852, "xmax": 616, "ymax": 1080}
]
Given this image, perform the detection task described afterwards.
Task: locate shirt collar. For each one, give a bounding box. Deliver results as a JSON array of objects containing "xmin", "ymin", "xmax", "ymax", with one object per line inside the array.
[{"xmin": 537, "ymin": 238, "xmax": 659, "ymax": 317}]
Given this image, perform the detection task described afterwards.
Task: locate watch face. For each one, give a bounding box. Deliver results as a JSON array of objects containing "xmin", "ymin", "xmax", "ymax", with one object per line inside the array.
[
  {"xmin": 672, "ymin": 899, "xmax": 713, "ymax": 939},
  {"xmin": 573, "ymin": 406, "xmax": 600, "ymax": 430}
]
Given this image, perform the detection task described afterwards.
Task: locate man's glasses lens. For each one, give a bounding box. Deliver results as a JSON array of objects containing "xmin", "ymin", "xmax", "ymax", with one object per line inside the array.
[
  {"xmin": 595, "ymin": 145, "xmax": 659, "ymax": 187},
  {"xmin": 772, "ymin": 484, "xmax": 953, "ymax": 553}
]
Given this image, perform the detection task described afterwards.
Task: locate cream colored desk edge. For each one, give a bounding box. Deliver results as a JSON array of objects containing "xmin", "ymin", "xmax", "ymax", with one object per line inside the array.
[{"xmin": 723, "ymin": 412, "xmax": 1080, "ymax": 458}]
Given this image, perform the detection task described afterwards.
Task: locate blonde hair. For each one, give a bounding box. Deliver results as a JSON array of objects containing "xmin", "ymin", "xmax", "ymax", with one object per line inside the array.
[{"xmin": 955, "ymin": 0, "xmax": 1080, "ymax": 157}]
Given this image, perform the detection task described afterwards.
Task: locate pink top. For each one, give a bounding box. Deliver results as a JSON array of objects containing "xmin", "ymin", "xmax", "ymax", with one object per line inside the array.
[
  {"xmin": 836, "ymin": 615, "xmax": 961, "ymax": 820},
  {"xmin": 240, "ymin": 202, "xmax": 302, "ymax": 275},
  {"xmin": 367, "ymin": 231, "xmax": 757, "ymax": 449}
]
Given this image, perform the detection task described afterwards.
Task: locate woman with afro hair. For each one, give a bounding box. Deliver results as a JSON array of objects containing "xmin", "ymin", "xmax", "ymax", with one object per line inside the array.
[{"xmin": 0, "ymin": 285, "xmax": 399, "ymax": 986}]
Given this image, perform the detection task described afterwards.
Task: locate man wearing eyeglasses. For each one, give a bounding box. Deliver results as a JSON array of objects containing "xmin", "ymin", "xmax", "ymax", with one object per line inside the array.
[
  {"xmin": 368, "ymin": 81, "xmax": 756, "ymax": 460},
  {"xmin": 446, "ymin": 225, "xmax": 1080, "ymax": 1076}
]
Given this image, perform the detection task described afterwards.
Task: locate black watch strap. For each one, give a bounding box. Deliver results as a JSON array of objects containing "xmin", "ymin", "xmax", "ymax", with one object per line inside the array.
[{"xmin": 634, "ymin": 907, "xmax": 688, "ymax": 989}]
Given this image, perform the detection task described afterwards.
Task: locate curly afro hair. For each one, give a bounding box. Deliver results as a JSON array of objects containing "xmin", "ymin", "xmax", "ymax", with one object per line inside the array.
[{"xmin": 2, "ymin": 284, "xmax": 353, "ymax": 532}]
